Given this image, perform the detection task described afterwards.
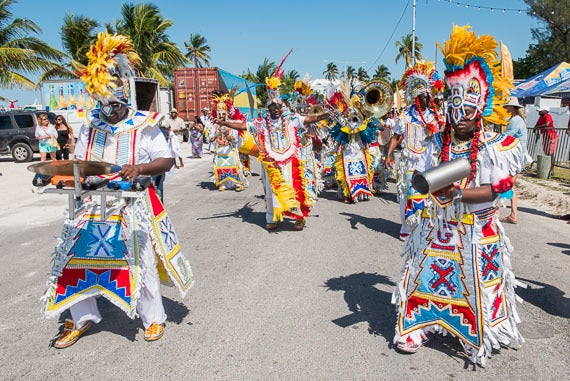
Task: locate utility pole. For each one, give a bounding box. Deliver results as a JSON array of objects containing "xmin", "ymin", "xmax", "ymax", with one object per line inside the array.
[{"xmin": 412, "ymin": 0, "xmax": 416, "ymax": 66}]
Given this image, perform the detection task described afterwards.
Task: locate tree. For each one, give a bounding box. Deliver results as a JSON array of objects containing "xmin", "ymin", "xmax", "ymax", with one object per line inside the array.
[
  {"xmin": 323, "ymin": 62, "xmax": 339, "ymax": 81},
  {"xmin": 344, "ymin": 66, "xmax": 356, "ymax": 80},
  {"xmin": 514, "ymin": 0, "xmax": 569, "ymax": 78},
  {"xmin": 395, "ymin": 33, "xmax": 423, "ymax": 67},
  {"xmin": 357, "ymin": 67, "xmax": 370, "ymax": 81},
  {"xmin": 243, "ymin": 58, "xmax": 277, "ymax": 106},
  {"xmin": 60, "ymin": 12, "xmax": 99, "ymax": 66},
  {"xmin": 0, "ymin": 0, "xmax": 70, "ymax": 88},
  {"xmin": 184, "ymin": 33, "xmax": 211, "ymax": 68},
  {"xmin": 280, "ymin": 69, "xmax": 300, "ymax": 96},
  {"xmin": 114, "ymin": 2, "xmax": 187, "ymax": 86},
  {"xmin": 372, "ymin": 65, "xmax": 391, "ymax": 82}
]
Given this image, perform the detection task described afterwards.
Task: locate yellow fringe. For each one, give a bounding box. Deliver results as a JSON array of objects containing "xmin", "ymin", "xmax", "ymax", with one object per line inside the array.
[
  {"xmin": 258, "ymin": 153, "xmax": 300, "ymax": 222},
  {"xmin": 298, "ymin": 159, "xmax": 314, "ymax": 208},
  {"xmin": 334, "ymin": 153, "xmax": 349, "ymax": 198},
  {"xmin": 437, "ymin": 25, "xmax": 512, "ymax": 126},
  {"xmin": 364, "ymin": 149, "xmax": 375, "ymax": 194}
]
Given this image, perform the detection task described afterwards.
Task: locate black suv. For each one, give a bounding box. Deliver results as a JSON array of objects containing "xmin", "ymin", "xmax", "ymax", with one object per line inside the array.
[{"xmin": 0, "ymin": 110, "xmax": 57, "ymax": 162}]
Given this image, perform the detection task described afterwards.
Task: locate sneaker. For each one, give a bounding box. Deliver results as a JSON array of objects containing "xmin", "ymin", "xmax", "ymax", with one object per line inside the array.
[
  {"xmin": 266, "ymin": 223, "xmax": 277, "ymax": 231},
  {"xmin": 395, "ymin": 334, "xmax": 430, "ymax": 354},
  {"xmin": 399, "ymin": 233, "xmax": 409, "ymax": 241},
  {"xmin": 144, "ymin": 323, "xmax": 165, "ymax": 342},
  {"xmin": 53, "ymin": 319, "xmax": 92, "ymax": 349},
  {"xmin": 235, "ymin": 185, "xmax": 244, "ymax": 192},
  {"xmin": 294, "ymin": 219, "xmax": 306, "ymax": 231},
  {"xmin": 218, "ymin": 186, "xmax": 226, "ymax": 192}
]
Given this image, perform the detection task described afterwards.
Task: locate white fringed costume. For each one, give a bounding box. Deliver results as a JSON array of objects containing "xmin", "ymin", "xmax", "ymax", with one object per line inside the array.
[{"xmin": 43, "ymin": 109, "xmax": 194, "ymax": 328}]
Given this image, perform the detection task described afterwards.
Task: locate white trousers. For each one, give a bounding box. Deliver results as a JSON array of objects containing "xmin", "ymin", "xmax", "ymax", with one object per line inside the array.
[{"xmin": 69, "ymin": 226, "xmax": 167, "ymax": 329}]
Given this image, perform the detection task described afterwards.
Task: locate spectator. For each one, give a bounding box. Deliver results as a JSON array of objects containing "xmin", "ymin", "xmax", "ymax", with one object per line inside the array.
[
  {"xmin": 500, "ymin": 97, "xmax": 530, "ymax": 224},
  {"xmin": 35, "ymin": 113, "xmax": 57, "ymax": 162},
  {"xmin": 165, "ymin": 109, "xmax": 185, "ymax": 168},
  {"xmin": 533, "ymin": 105, "xmax": 558, "ymax": 177},
  {"xmin": 55, "ymin": 115, "xmax": 74, "ymax": 160},
  {"xmin": 190, "ymin": 116, "xmax": 205, "ymax": 158}
]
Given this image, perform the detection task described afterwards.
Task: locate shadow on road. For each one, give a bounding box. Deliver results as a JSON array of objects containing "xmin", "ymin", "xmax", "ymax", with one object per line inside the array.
[
  {"xmin": 547, "ymin": 241, "xmax": 570, "ymax": 255},
  {"xmin": 324, "ymin": 272, "xmax": 396, "ymax": 343},
  {"xmin": 517, "ymin": 206, "xmax": 558, "ymax": 219},
  {"xmin": 196, "ymin": 201, "xmax": 265, "ymax": 228},
  {"xmin": 197, "ymin": 181, "xmax": 218, "ymax": 191},
  {"xmin": 516, "ymin": 277, "xmax": 570, "ymax": 319},
  {"xmin": 324, "ymin": 272, "xmax": 475, "ymax": 367},
  {"xmin": 339, "ymin": 212, "xmax": 400, "ymax": 238}
]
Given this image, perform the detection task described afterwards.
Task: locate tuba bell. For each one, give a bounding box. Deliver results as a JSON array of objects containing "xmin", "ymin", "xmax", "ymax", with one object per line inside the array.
[{"xmin": 361, "ymin": 80, "xmax": 393, "ymax": 119}]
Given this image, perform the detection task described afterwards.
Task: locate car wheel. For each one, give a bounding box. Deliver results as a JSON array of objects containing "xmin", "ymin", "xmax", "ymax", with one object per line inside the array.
[{"xmin": 12, "ymin": 142, "xmax": 33, "ymax": 162}]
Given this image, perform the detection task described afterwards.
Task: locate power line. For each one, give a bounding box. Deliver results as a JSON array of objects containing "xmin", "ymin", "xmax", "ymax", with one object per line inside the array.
[
  {"xmin": 436, "ymin": 0, "xmax": 528, "ymax": 14},
  {"xmin": 367, "ymin": 0, "xmax": 411, "ymax": 73}
]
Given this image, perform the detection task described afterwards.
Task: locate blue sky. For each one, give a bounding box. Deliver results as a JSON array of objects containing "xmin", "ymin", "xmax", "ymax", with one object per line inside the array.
[{"xmin": 2, "ymin": 0, "xmax": 538, "ymax": 107}]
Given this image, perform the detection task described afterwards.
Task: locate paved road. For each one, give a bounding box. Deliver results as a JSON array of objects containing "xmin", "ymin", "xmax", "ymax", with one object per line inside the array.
[{"xmin": 1, "ymin": 145, "xmax": 569, "ymax": 380}]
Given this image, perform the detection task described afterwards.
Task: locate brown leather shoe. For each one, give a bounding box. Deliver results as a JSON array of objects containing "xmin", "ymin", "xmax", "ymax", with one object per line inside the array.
[
  {"xmin": 144, "ymin": 323, "xmax": 165, "ymax": 342},
  {"xmin": 53, "ymin": 319, "xmax": 92, "ymax": 349}
]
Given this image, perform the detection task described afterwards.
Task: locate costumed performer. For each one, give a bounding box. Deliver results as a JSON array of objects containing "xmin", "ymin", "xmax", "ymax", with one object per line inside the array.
[
  {"xmin": 44, "ymin": 33, "xmax": 194, "ymax": 349},
  {"xmin": 221, "ymin": 66, "xmax": 328, "ymax": 231},
  {"xmin": 393, "ymin": 25, "xmax": 527, "ymax": 366},
  {"xmin": 325, "ymin": 80, "xmax": 388, "ymax": 203},
  {"xmin": 384, "ymin": 60, "xmax": 445, "ymax": 240},
  {"xmin": 291, "ymin": 77, "xmax": 322, "ymax": 203},
  {"xmin": 210, "ymin": 92, "xmax": 249, "ymax": 192}
]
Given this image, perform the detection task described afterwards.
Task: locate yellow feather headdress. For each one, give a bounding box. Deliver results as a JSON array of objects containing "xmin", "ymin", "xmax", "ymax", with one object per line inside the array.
[
  {"xmin": 437, "ymin": 25, "xmax": 512, "ymax": 125},
  {"xmin": 77, "ymin": 33, "xmax": 140, "ymax": 102}
]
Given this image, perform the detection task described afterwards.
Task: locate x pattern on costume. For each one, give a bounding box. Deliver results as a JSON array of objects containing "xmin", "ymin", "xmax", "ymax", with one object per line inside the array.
[
  {"xmin": 394, "ymin": 25, "xmax": 525, "ymax": 366},
  {"xmin": 44, "ymin": 108, "xmax": 194, "ymax": 319}
]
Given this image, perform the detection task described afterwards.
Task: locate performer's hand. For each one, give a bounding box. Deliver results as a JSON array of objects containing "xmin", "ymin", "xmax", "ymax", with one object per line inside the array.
[
  {"xmin": 437, "ymin": 184, "xmax": 458, "ymax": 200},
  {"xmin": 119, "ymin": 164, "xmax": 141, "ymax": 181},
  {"xmin": 383, "ymin": 158, "xmax": 394, "ymax": 170}
]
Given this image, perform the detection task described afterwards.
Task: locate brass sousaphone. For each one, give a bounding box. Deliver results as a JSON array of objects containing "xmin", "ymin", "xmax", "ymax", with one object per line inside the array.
[{"xmin": 361, "ymin": 80, "xmax": 393, "ymax": 119}]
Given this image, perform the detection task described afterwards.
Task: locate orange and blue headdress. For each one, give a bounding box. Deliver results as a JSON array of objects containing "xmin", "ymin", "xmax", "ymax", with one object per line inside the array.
[{"xmin": 437, "ymin": 25, "xmax": 512, "ymax": 125}]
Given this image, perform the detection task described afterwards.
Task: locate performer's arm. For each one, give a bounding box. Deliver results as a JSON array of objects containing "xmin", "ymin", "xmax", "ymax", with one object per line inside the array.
[
  {"xmin": 437, "ymin": 184, "xmax": 497, "ymax": 203},
  {"xmin": 303, "ymin": 113, "xmax": 329, "ymax": 126},
  {"xmin": 215, "ymin": 119, "xmax": 247, "ymax": 130},
  {"xmin": 384, "ymin": 133, "xmax": 403, "ymax": 168},
  {"xmin": 120, "ymin": 158, "xmax": 174, "ymax": 179}
]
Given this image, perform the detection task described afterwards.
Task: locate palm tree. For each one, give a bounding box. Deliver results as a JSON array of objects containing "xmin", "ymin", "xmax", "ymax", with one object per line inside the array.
[
  {"xmin": 344, "ymin": 65, "xmax": 356, "ymax": 80},
  {"xmin": 114, "ymin": 3, "xmax": 187, "ymax": 86},
  {"xmin": 60, "ymin": 12, "xmax": 99, "ymax": 66},
  {"xmin": 184, "ymin": 33, "xmax": 211, "ymax": 68},
  {"xmin": 0, "ymin": 0, "xmax": 70, "ymax": 88},
  {"xmin": 243, "ymin": 58, "xmax": 277, "ymax": 106},
  {"xmin": 372, "ymin": 65, "xmax": 391, "ymax": 82},
  {"xmin": 323, "ymin": 62, "xmax": 339, "ymax": 81},
  {"xmin": 357, "ymin": 67, "xmax": 370, "ymax": 81},
  {"xmin": 280, "ymin": 69, "xmax": 300, "ymax": 96},
  {"xmin": 395, "ymin": 33, "xmax": 423, "ymax": 67}
]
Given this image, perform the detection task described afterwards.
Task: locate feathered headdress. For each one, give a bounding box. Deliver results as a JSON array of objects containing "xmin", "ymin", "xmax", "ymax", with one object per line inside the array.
[
  {"xmin": 437, "ymin": 25, "xmax": 512, "ymax": 125},
  {"xmin": 76, "ymin": 32, "xmax": 140, "ymax": 103},
  {"xmin": 76, "ymin": 32, "xmax": 140, "ymax": 104},
  {"xmin": 210, "ymin": 93, "xmax": 245, "ymax": 122},
  {"xmin": 400, "ymin": 60, "xmax": 437, "ymax": 103},
  {"xmin": 265, "ymin": 49, "xmax": 293, "ymax": 106}
]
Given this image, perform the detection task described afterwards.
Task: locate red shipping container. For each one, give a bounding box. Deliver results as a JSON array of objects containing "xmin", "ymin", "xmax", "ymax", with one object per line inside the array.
[{"xmin": 173, "ymin": 68, "xmax": 227, "ymax": 122}]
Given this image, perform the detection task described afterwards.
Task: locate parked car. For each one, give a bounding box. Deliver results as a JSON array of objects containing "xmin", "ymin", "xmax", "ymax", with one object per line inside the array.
[{"xmin": 0, "ymin": 110, "xmax": 57, "ymax": 162}]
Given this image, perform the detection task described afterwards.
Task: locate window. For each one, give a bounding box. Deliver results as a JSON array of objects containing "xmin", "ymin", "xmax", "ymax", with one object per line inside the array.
[
  {"xmin": 0, "ymin": 116, "xmax": 12, "ymax": 130},
  {"xmin": 14, "ymin": 114, "xmax": 34, "ymax": 128}
]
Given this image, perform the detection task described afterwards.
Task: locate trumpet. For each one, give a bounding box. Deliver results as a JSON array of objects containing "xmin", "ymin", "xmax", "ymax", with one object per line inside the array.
[{"xmin": 323, "ymin": 102, "xmax": 348, "ymax": 126}]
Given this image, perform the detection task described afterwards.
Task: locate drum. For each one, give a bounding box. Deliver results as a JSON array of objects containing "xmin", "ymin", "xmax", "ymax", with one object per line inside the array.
[{"xmin": 378, "ymin": 125, "xmax": 393, "ymax": 146}]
